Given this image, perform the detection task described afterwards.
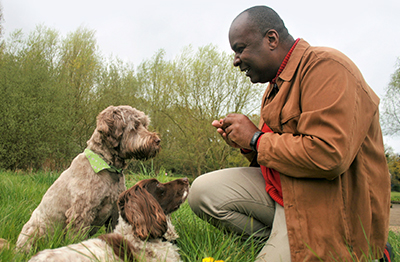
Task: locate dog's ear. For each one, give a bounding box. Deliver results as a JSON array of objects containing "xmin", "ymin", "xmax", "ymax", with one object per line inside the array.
[
  {"xmin": 98, "ymin": 233, "xmax": 139, "ymax": 261},
  {"xmin": 96, "ymin": 106, "xmax": 126, "ymax": 148},
  {"xmin": 118, "ymin": 186, "xmax": 168, "ymax": 240}
]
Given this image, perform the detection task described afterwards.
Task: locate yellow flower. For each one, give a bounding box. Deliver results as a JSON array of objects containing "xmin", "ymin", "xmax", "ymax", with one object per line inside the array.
[{"xmin": 202, "ymin": 257, "xmax": 224, "ymax": 262}]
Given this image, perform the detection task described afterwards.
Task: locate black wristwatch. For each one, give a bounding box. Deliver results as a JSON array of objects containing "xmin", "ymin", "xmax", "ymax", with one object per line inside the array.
[{"xmin": 250, "ymin": 131, "xmax": 264, "ymax": 152}]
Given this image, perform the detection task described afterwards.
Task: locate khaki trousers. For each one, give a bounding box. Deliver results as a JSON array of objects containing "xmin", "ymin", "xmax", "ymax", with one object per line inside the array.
[{"xmin": 188, "ymin": 167, "xmax": 291, "ymax": 262}]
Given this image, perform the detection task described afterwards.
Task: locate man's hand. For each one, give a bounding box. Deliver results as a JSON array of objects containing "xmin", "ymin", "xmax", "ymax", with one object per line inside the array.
[
  {"xmin": 212, "ymin": 118, "xmax": 240, "ymax": 148},
  {"xmin": 212, "ymin": 113, "xmax": 260, "ymax": 149}
]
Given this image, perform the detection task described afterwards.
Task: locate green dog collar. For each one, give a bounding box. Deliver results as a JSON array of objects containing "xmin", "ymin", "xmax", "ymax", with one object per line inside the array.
[{"xmin": 84, "ymin": 148, "xmax": 123, "ymax": 174}]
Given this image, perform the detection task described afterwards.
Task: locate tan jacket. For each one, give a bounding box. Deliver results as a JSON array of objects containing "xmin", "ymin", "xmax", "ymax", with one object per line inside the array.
[{"xmin": 245, "ymin": 39, "xmax": 390, "ymax": 261}]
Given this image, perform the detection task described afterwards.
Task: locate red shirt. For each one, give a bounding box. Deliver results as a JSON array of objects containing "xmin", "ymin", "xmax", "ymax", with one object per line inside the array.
[
  {"xmin": 256, "ymin": 38, "xmax": 300, "ymax": 207},
  {"xmin": 259, "ymin": 124, "xmax": 283, "ymax": 206}
]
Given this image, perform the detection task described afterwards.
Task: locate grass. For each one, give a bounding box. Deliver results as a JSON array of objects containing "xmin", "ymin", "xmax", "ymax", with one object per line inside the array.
[
  {"xmin": 0, "ymin": 170, "xmax": 263, "ymax": 261},
  {"xmin": 392, "ymin": 191, "xmax": 400, "ymax": 202},
  {"xmin": 0, "ymin": 170, "xmax": 398, "ymax": 261}
]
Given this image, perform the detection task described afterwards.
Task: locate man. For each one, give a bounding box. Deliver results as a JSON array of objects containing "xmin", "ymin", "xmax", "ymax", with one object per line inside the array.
[{"xmin": 188, "ymin": 5, "xmax": 391, "ymax": 261}]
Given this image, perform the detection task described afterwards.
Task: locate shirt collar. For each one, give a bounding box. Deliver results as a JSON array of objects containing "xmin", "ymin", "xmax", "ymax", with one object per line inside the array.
[
  {"xmin": 278, "ymin": 38, "xmax": 310, "ymax": 83},
  {"xmin": 264, "ymin": 39, "xmax": 308, "ymax": 101},
  {"xmin": 84, "ymin": 148, "xmax": 123, "ymax": 174},
  {"xmin": 271, "ymin": 38, "xmax": 300, "ymax": 85}
]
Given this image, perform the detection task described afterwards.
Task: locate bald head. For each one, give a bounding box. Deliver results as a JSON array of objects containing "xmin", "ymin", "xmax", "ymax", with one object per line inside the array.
[
  {"xmin": 228, "ymin": 6, "xmax": 295, "ymax": 83},
  {"xmin": 233, "ymin": 6, "xmax": 293, "ymax": 45}
]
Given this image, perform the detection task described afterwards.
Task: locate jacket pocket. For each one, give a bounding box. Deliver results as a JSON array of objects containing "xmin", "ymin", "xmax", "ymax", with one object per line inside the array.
[{"xmin": 280, "ymin": 107, "xmax": 300, "ymax": 134}]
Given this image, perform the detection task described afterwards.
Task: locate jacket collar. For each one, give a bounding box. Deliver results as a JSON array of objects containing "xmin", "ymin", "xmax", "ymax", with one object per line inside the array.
[
  {"xmin": 261, "ymin": 39, "xmax": 311, "ymax": 132},
  {"xmin": 84, "ymin": 148, "xmax": 123, "ymax": 174},
  {"xmin": 263, "ymin": 39, "xmax": 310, "ymax": 103},
  {"xmin": 277, "ymin": 38, "xmax": 310, "ymax": 83}
]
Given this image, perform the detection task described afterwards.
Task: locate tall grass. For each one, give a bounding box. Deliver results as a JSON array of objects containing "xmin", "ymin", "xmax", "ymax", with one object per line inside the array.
[{"xmin": 0, "ymin": 170, "xmax": 398, "ymax": 261}]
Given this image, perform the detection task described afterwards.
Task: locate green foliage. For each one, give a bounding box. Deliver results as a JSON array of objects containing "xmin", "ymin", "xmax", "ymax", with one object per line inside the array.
[
  {"xmin": 173, "ymin": 204, "xmax": 264, "ymax": 262},
  {"xmin": 382, "ymin": 58, "xmax": 400, "ymax": 136},
  {"xmin": 0, "ymin": 25, "xmax": 263, "ymax": 176},
  {"xmin": 389, "ymin": 230, "xmax": 400, "ymax": 260},
  {"xmin": 387, "ymin": 149, "xmax": 400, "ymax": 191},
  {"xmin": 392, "ymin": 192, "xmax": 400, "ymax": 202},
  {"xmin": 0, "ymin": 26, "xmax": 104, "ymax": 170},
  {"xmin": 0, "ymin": 27, "xmax": 68, "ymax": 169},
  {"xmin": 132, "ymin": 45, "xmax": 263, "ymax": 177},
  {"xmin": 0, "ymin": 170, "xmax": 265, "ymax": 261},
  {"xmin": 57, "ymin": 27, "xmax": 102, "ymax": 150},
  {"xmin": 0, "ymin": 3, "xmax": 3, "ymax": 40}
]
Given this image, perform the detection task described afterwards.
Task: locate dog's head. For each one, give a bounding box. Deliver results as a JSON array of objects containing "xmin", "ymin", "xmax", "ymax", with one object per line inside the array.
[
  {"xmin": 91, "ymin": 105, "xmax": 161, "ymax": 161},
  {"xmin": 118, "ymin": 178, "xmax": 189, "ymax": 240}
]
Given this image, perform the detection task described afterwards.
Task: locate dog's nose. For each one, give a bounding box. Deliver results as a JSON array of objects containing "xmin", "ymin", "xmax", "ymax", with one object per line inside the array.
[{"xmin": 155, "ymin": 138, "xmax": 161, "ymax": 145}]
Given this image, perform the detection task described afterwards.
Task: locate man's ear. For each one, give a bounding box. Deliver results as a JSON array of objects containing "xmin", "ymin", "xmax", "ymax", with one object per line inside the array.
[{"xmin": 264, "ymin": 29, "xmax": 279, "ymax": 50}]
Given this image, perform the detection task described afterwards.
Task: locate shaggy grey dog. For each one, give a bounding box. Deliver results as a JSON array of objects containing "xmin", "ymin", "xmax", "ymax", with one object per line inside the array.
[{"xmin": 16, "ymin": 105, "xmax": 161, "ymax": 252}]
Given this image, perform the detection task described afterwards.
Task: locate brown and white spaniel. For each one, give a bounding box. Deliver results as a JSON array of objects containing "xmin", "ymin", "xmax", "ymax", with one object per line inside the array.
[{"xmin": 28, "ymin": 177, "xmax": 190, "ymax": 262}]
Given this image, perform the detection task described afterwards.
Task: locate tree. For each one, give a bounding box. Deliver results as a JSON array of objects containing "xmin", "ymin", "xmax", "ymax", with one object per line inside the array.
[
  {"xmin": 0, "ymin": 2, "xmax": 4, "ymax": 52},
  {"xmin": 169, "ymin": 44, "xmax": 262, "ymax": 176},
  {"xmin": 0, "ymin": 2, "xmax": 3, "ymax": 39},
  {"xmin": 0, "ymin": 26, "xmax": 103, "ymax": 170},
  {"xmin": 386, "ymin": 148, "xmax": 400, "ymax": 191},
  {"xmin": 58, "ymin": 27, "xmax": 102, "ymax": 151},
  {"xmin": 381, "ymin": 58, "xmax": 400, "ymax": 136},
  {"xmin": 0, "ymin": 22, "xmax": 265, "ymax": 175},
  {"xmin": 0, "ymin": 26, "xmax": 67, "ymax": 169},
  {"xmin": 95, "ymin": 58, "xmax": 140, "ymax": 116},
  {"xmin": 134, "ymin": 45, "xmax": 264, "ymax": 176}
]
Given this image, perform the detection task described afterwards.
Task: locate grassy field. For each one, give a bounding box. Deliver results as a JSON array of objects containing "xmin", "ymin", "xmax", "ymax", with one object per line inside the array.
[
  {"xmin": 0, "ymin": 170, "xmax": 398, "ymax": 261},
  {"xmin": 392, "ymin": 191, "xmax": 400, "ymax": 202}
]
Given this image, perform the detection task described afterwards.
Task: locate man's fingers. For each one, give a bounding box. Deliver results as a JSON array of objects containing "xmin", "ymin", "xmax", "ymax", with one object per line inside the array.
[
  {"xmin": 216, "ymin": 128, "xmax": 225, "ymax": 135},
  {"xmin": 212, "ymin": 120, "xmax": 222, "ymax": 128}
]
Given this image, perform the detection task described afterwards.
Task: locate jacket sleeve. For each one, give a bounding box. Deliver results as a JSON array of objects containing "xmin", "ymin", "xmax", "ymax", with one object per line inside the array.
[
  {"xmin": 240, "ymin": 149, "xmax": 260, "ymax": 167},
  {"xmin": 257, "ymin": 57, "xmax": 379, "ymax": 180}
]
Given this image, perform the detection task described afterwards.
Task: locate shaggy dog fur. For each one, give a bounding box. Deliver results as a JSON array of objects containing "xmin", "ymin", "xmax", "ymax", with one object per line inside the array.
[
  {"xmin": 28, "ymin": 178, "xmax": 190, "ymax": 262},
  {"xmin": 0, "ymin": 238, "xmax": 9, "ymax": 250},
  {"xmin": 16, "ymin": 105, "xmax": 161, "ymax": 252}
]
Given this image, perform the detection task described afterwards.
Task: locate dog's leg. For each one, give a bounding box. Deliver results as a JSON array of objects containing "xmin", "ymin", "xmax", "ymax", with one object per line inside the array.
[
  {"xmin": 65, "ymin": 205, "xmax": 96, "ymax": 238},
  {"xmin": 163, "ymin": 215, "xmax": 179, "ymax": 242},
  {"xmin": 16, "ymin": 220, "xmax": 46, "ymax": 252},
  {"xmin": 65, "ymin": 193, "xmax": 118, "ymax": 238},
  {"xmin": 104, "ymin": 202, "xmax": 119, "ymax": 233}
]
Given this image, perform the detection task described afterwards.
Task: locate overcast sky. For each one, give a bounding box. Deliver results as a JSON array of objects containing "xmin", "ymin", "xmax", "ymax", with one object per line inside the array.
[{"xmin": 2, "ymin": 0, "xmax": 400, "ymax": 152}]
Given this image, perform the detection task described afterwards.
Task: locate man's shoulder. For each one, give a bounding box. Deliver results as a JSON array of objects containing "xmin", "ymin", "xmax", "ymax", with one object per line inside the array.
[
  {"xmin": 305, "ymin": 43, "xmax": 348, "ymax": 61},
  {"xmin": 285, "ymin": 39, "xmax": 363, "ymax": 84},
  {"xmin": 298, "ymin": 39, "xmax": 377, "ymax": 101}
]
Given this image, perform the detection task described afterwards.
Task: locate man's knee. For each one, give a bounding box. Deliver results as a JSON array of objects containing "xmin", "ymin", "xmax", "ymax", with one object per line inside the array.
[{"xmin": 188, "ymin": 174, "xmax": 211, "ymax": 216}]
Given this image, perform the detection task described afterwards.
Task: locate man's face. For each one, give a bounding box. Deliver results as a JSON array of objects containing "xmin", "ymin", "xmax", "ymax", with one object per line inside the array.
[{"xmin": 229, "ymin": 13, "xmax": 276, "ymax": 84}]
